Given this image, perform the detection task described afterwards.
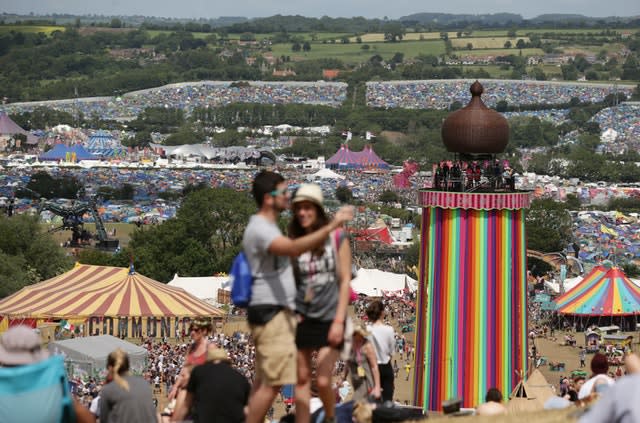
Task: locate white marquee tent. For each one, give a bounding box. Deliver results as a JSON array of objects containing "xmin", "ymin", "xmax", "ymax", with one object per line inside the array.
[
  {"xmin": 168, "ymin": 274, "xmax": 230, "ymax": 304},
  {"xmin": 544, "ymin": 276, "xmax": 583, "ymax": 295},
  {"xmin": 48, "ymin": 335, "xmax": 147, "ymax": 378},
  {"xmin": 545, "ymin": 274, "xmax": 640, "ymax": 295},
  {"xmin": 350, "ymin": 268, "xmax": 418, "ymax": 297},
  {"xmin": 309, "ymin": 168, "xmax": 345, "ymax": 180}
]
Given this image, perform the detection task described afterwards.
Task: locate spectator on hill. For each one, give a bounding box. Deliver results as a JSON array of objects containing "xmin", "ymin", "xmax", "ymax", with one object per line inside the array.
[
  {"xmin": 0, "ymin": 325, "xmax": 95, "ymax": 423},
  {"xmin": 289, "ymin": 183, "xmax": 352, "ymax": 423},
  {"xmin": 172, "ymin": 345, "xmax": 250, "ymax": 423},
  {"xmin": 366, "ymin": 300, "xmax": 396, "ymax": 404},
  {"xmin": 579, "ymin": 353, "xmax": 640, "ymax": 423},
  {"xmin": 475, "ymin": 387, "xmax": 507, "ymax": 416},
  {"xmin": 578, "ymin": 352, "xmax": 615, "ymax": 400},
  {"xmin": 100, "ymin": 348, "xmax": 157, "ymax": 423},
  {"xmin": 242, "ymin": 170, "xmax": 353, "ymax": 423}
]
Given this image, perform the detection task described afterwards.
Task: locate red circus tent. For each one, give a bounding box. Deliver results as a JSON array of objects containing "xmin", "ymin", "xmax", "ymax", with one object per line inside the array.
[
  {"xmin": 326, "ymin": 144, "xmax": 389, "ymax": 170},
  {"xmin": 353, "ymin": 226, "xmax": 394, "ymax": 244},
  {"xmin": 355, "ymin": 145, "xmax": 389, "ymax": 169},
  {"xmin": 0, "ymin": 112, "xmax": 39, "ymax": 145},
  {"xmin": 0, "ymin": 263, "xmax": 224, "ymax": 333}
]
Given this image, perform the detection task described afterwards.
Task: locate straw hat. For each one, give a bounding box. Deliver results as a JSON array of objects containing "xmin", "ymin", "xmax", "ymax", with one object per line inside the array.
[
  {"xmin": 292, "ymin": 183, "xmax": 323, "ymax": 208},
  {"xmin": 189, "ymin": 318, "xmax": 212, "ymax": 332},
  {"xmin": 352, "ymin": 324, "xmax": 370, "ymax": 338},
  {"xmin": 207, "ymin": 346, "xmax": 230, "ymax": 362}
]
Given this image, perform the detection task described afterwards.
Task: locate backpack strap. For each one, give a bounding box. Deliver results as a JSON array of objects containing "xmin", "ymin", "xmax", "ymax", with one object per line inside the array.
[{"xmin": 331, "ymin": 229, "xmax": 343, "ymax": 272}]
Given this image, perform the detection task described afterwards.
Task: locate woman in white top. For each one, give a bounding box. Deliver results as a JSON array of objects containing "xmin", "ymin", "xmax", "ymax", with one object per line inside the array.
[
  {"xmin": 366, "ymin": 300, "xmax": 396, "ymax": 403},
  {"xmin": 578, "ymin": 352, "xmax": 615, "ymax": 400}
]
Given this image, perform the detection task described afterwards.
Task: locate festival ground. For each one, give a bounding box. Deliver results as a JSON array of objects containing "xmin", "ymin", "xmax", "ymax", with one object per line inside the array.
[{"xmin": 155, "ymin": 316, "xmax": 638, "ymax": 421}]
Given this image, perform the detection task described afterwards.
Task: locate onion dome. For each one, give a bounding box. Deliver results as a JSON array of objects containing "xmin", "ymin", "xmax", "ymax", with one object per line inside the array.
[{"xmin": 441, "ymin": 81, "xmax": 509, "ymax": 154}]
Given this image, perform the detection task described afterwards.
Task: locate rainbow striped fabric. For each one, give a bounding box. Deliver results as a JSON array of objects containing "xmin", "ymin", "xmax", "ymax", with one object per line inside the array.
[
  {"xmin": 414, "ymin": 206, "xmax": 528, "ymax": 411},
  {"xmin": 554, "ymin": 265, "xmax": 640, "ymax": 316}
]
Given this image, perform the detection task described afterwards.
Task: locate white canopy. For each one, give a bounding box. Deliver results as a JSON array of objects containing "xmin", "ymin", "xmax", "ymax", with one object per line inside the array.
[
  {"xmin": 350, "ymin": 269, "xmax": 418, "ymax": 297},
  {"xmin": 310, "ymin": 168, "xmax": 345, "ymax": 180},
  {"xmin": 544, "ymin": 276, "xmax": 583, "ymax": 295},
  {"xmin": 48, "ymin": 335, "xmax": 147, "ymax": 378},
  {"xmin": 546, "ymin": 275, "xmax": 640, "ymax": 295},
  {"xmin": 168, "ymin": 274, "xmax": 230, "ymax": 304}
]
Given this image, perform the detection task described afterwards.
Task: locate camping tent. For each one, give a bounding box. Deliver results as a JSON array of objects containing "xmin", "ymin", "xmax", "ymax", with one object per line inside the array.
[
  {"xmin": 0, "ymin": 263, "xmax": 224, "ymax": 337},
  {"xmin": 507, "ymin": 369, "xmax": 555, "ymax": 414},
  {"xmin": 526, "ymin": 369, "xmax": 556, "ymax": 404},
  {"xmin": 168, "ymin": 274, "xmax": 230, "ymax": 304},
  {"xmin": 554, "ymin": 265, "xmax": 640, "ymax": 316},
  {"xmin": 49, "ymin": 335, "xmax": 147, "ymax": 378},
  {"xmin": 350, "ymin": 269, "xmax": 418, "ymax": 297}
]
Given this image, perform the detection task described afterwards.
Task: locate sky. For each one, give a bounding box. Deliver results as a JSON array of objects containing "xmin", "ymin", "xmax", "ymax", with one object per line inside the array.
[{"xmin": 2, "ymin": 0, "xmax": 639, "ymax": 20}]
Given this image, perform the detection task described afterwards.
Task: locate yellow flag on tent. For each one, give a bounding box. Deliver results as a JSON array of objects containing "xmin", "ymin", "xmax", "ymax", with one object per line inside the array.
[{"xmin": 600, "ymin": 224, "xmax": 618, "ymax": 237}]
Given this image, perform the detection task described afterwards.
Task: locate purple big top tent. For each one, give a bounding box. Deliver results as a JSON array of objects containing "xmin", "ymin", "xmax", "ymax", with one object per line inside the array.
[{"xmin": 325, "ymin": 144, "xmax": 389, "ymax": 170}]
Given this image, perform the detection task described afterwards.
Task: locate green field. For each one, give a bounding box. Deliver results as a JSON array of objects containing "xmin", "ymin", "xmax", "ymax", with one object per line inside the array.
[
  {"xmin": 144, "ymin": 30, "xmax": 354, "ymax": 43},
  {"xmin": 520, "ymin": 28, "xmax": 639, "ymax": 35},
  {"xmin": 300, "ymin": 32, "xmax": 354, "ymax": 41},
  {"xmin": 455, "ymin": 47, "xmax": 545, "ymax": 57},
  {"xmin": 45, "ymin": 222, "xmax": 137, "ymax": 248},
  {"xmin": 457, "ymin": 28, "xmax": 639, "ymax": 37},
  {"xmin": 350, "ymin": 32, "xmax": 443, "ymax": 42},
  {"xmin": 350, "ymin": 31, "xmax": 522, "ymax": 42},
  {"xmin": 451, "ymin": 36, "xmax": 531, "ymax": 49},
  {"xmin": 460, "ymin": 64, "xmax": 565, "ymax": 79},
  {"xmin": 145, "ymin": 29, "xmax": 212, "ymax": 39},
  {"xmin": 271, "ymin": 40, "xmax": 446, "ymax": 64},
  {"xmin": 0, "ymin": 25, "xmax": 64, "ymax": 34}
]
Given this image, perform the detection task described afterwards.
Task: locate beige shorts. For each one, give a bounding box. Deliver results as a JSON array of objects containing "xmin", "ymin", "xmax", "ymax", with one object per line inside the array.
[{"xmin": 251, "ymin": 309, "xmax": 297, "ymax": 386}]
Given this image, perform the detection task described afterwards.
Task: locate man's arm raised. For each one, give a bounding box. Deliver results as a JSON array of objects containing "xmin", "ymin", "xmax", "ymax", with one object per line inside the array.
[{"xmin": 268, "ymin": 206, "xmax": 354, "ymax": 257}]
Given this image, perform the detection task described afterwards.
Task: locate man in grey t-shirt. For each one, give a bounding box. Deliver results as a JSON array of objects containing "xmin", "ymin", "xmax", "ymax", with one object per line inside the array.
[
  {"xmin": 243, "ymin": 170, "xmax": 353, "ymax": 423},
  {"xmin": 579, "ymin": 353, "xmax": 640, "ymax": 423}
]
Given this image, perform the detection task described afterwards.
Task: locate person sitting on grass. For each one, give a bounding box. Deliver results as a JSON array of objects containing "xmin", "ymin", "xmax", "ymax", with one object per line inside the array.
[{"xmin": 475, "ymin": 387, "xmax": 507, "ymax": 416}]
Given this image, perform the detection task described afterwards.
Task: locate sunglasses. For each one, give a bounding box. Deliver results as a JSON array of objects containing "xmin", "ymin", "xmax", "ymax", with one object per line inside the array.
[{"xmin": 270, "ymin": 188, "xmax": 288, "ymax": 197}]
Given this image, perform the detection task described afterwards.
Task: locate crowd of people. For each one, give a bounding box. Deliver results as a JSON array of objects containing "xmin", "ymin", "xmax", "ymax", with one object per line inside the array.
[
  {"xmin": 0, "ymin": 81, "xmax": 349, "ymax": 120},
  {"xmin": 590, "ymin": 103, "xmax": 640, "ymax": 142},
  {"xmin": 502, "ymin": 108, "xmax": 570, "ymax": 125},
  {"xmin": 5, "ymin": 169, "xmax": 640, "ymax": 423},
  {"xmin": 432, "ymin": 159, "xmax": 516, "ymax": 192},
  {"xmin": 365, "ymin": 79, "xmax": 635, "ymax": 109}
]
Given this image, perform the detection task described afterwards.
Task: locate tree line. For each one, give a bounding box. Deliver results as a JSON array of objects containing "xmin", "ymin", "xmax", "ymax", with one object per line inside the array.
[{"xmin": 1, "ymin": 24, "xmax": 638, "ymax": 102}]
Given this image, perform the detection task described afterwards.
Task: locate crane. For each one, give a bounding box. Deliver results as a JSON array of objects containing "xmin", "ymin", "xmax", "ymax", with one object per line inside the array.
[{"xmin": 37, "ymin": 197, "xmax": 119, "ymax": 251}]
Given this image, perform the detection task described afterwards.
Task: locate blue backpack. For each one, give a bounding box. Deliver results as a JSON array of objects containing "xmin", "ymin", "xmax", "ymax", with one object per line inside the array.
[
  {"xmin": 230, "ymin": 251, "xmax": 253, "ymax": 308},
  {"xmin": 0, "ymin": 354, "xmax": 75, "ymax": 423}
]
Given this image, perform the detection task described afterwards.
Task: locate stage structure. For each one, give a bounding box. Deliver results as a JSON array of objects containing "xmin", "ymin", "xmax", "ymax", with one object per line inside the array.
[{"xmin": 413, "ymin": 81, "xmax": 531, "ymax": 411}]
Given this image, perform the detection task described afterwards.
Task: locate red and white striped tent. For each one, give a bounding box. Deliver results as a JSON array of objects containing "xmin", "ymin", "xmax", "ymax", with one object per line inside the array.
[{"xmin": 0, "ymin": 263, "xmax": 224, "ymax": 336}]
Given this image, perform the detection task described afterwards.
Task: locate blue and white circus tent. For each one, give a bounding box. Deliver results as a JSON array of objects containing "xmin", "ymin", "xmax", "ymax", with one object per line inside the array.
[
  {"xmin": 85, "ymin": 130, "xmax": 126, "ymax": 158},
  {"xmin": 39, "ymin": 144, "xmax": 98, "ymax": 161}
]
